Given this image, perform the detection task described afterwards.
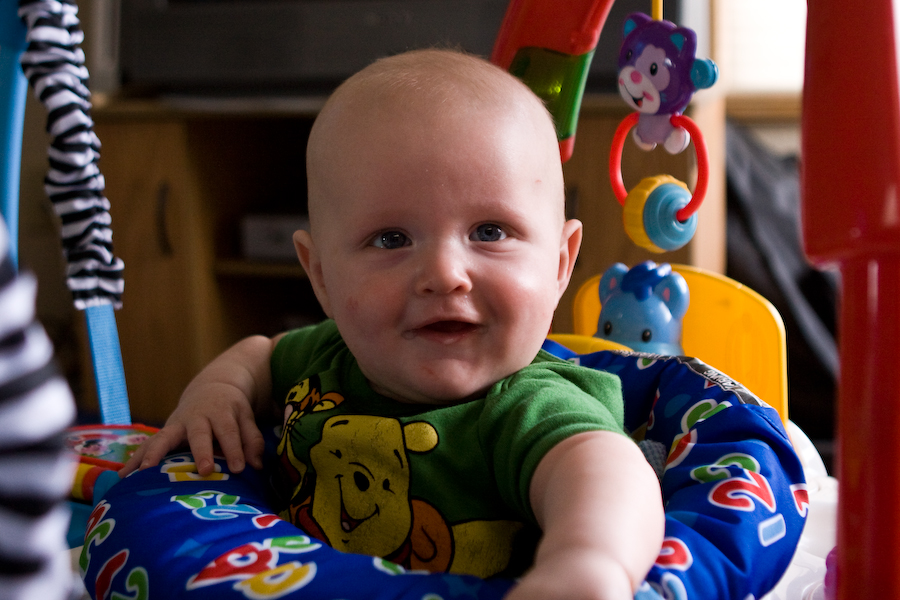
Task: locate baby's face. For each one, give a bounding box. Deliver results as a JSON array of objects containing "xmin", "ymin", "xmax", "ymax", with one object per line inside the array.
[{"xmin": 299, "ymin": 97, "xmax": 580, "ymax": 405}]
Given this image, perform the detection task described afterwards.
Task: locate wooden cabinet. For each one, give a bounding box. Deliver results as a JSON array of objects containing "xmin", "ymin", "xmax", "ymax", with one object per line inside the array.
[
  {"xmin": 92, "ymin": 118, "xmax": 222, "ymax": 425},
  {"xmin": 94, "ymin": 108, "xmax": 325, "ymax": 424},
  {"xmin": 92, "ymin": 94, "xmax": 724, "ymax": 425}
]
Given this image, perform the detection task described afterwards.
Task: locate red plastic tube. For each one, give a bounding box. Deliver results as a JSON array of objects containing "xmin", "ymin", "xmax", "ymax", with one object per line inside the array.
[{"xmin": 802, "ymin": 0, "xmax": 900, "ymax": 596}]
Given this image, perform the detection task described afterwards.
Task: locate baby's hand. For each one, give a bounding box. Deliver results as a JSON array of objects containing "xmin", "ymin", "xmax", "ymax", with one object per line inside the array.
[
  {"xmin": 119, "ymin": 382, "xmax": 265, "ymax": 478},
  {"xmin": 504, "ymin": 549, "xmax": 633, "ymax": 600},
  {"xmin": 119, "ymin": 335, "xmax": 277, "ymax": 478}
]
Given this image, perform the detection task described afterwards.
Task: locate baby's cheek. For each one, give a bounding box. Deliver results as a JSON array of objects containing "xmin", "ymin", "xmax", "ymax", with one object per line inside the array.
[
  {"xmin": 344, "ymin": 296, "xmax": 360, "ymax": 314},
  {"xmin": 503, "ymin": 283, "xmax": 557, "ymax": 337},
  {"xmin": 338, "ymin": 287, "xmax": 373, "ymax": 322}
]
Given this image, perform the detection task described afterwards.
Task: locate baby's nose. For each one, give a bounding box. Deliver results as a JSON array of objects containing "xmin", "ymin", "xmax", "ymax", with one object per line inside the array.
[
  {"xmin": 416, "ymin": 245, "xmax": 472, "ymax": 295},
  {"xmin": 630, "ymin": 70, "xmax": 642, "ymax": 84}
]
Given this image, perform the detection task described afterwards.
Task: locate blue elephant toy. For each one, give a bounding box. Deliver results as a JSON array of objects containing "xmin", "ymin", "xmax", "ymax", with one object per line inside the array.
[{"xmin": 596, "ymin": 261, "xmax": 689, "ymax": 355}]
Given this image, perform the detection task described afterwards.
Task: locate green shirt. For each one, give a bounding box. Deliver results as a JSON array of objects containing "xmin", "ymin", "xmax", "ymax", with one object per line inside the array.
[{"xmin": 271, "ymin": 319, "xmax": 624, "ymax": 577}]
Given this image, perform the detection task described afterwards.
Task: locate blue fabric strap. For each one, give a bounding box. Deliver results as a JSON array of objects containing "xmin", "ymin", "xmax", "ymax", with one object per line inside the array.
[
  {"xmin": 0, "ymin": 0, "xmax": 28, "ymax": 268},
  {"xmin": 85, "ymin": 304, "xmax": 131, "ymax": 425}
]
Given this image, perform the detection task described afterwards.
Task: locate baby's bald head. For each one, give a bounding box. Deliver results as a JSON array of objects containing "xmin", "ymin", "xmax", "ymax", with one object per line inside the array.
[{"xmin": 305, "ymin": 49, "xmax": 563, "ymax": 229}]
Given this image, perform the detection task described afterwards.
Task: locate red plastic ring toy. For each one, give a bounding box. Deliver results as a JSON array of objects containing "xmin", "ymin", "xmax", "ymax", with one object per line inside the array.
[{"xmin": 609, "ymin": 112, "xmax": 710, "ymax": 222}]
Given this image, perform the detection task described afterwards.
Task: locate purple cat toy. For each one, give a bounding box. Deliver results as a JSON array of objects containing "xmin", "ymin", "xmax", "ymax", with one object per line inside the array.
[{"xmin": 617, "ymin": 12, "xmax": 717, "ymax": 154}]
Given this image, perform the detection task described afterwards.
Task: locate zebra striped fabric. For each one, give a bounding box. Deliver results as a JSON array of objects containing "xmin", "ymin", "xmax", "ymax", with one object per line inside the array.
[
  {"xmin": 0, "ymin": 215, "xmax": 78, "ymax": 600},
  {"xmin": 16, "ymin": 0, "xmax": 123, "ymax": 309}
]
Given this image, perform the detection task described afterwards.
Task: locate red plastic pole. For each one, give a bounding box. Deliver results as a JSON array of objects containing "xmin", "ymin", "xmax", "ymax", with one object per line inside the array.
[{"xmin": 802, "ymin": 1, "xmax": 900, "ymax": 596}]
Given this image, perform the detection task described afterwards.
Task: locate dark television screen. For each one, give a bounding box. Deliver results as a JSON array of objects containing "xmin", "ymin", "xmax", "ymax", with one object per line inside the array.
[{"xmin": 117, "ymin": 0, "xmax": 695, "ymax": 95}]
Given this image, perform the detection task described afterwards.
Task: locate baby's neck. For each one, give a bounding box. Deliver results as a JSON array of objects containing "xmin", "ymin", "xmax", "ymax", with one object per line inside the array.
[{"xmin": 368, "ymin": 378, "xmax": 490, "ymax": 407}]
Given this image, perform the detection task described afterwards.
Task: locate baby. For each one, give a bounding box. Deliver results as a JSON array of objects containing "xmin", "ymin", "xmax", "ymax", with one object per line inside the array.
[{"xmin": 122, "ymin": 49, "xmax": 664, "ymax": 600}]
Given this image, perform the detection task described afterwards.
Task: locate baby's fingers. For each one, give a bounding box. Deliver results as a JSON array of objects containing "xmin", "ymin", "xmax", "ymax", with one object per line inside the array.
[
  {"xmin": 185, "ymin": 420, "xmax": 218, "ymax": 477},
  {"xmin": 118, "ymin": 443, "xmax": 147, "ymax": 477},
  {"xmin": 239, "ymin": 413, "xmax": 266, "ymax": 471},
  {"xmin": 118, "ymin": 426, "xmax": 185, "ymax": 477},
  {"xmin": 209, "ymin": 416, "xmax": 247, "ymax": 475}
]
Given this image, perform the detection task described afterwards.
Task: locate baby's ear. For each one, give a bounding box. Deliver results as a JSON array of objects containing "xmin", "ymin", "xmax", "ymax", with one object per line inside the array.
[
  {"xmin": 294, "ymin": 229, "xmax": 332, "ymax": 317},
  {"xmin": 557, "ymin": 219, "xmax": 583, "ymax": 298}
]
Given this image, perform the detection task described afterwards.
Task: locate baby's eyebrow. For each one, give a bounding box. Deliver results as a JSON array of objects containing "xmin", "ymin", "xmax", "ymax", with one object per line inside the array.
[{"xmin": 330, "ymin": 419, "xmax": 349, "ymax": 428}]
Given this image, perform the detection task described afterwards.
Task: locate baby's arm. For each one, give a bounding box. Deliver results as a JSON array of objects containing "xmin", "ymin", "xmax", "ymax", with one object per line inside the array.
[
  {"xmin": 119, "ymin": 334, "xmax": 281, "ymax": 478},
  {"xmin": 508, "ymin": 430, "xmax": 664, "ymax": 600}
]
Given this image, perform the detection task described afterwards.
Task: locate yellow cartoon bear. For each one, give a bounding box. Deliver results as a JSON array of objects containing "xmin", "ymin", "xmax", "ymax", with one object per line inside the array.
[
  {"xmin": 289, "ymin": 414, "xmax": 523, "ymax": 577},
  {"xmin": 305, "ymin": 416, "xmax": 440, "ymax": 559}
]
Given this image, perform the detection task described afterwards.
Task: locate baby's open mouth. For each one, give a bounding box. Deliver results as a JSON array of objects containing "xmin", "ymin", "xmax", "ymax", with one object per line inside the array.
[
  {"xmin": 403, "ymin": 319, "xmax": 481, "ymax": 342},
  {"xmin": 421, "ymin": 320, "xmax": 478, "ymax": 334}
]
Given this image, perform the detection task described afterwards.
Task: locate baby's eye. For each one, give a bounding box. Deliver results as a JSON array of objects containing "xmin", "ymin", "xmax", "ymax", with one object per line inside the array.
[
  {"xmin": 471, "ymin": 223, "xmax": 507, "ymax": 242},
  {"xmin": 372, "ymin": 231, "xmax": 409, "ymax": 249}
]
